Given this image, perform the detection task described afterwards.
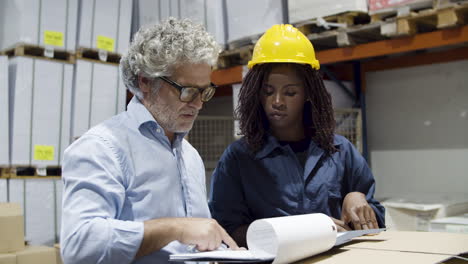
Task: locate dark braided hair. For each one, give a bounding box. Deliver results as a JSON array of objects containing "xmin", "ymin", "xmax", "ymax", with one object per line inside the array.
[{"xmin": 236, "ymin": 63, "xmax": 338, "ymax": 155}]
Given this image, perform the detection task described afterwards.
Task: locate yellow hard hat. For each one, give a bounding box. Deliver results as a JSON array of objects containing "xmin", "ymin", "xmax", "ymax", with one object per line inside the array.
[{"xmin": 247, "ymin": 24, "xmax": 320, "ymax": 70}]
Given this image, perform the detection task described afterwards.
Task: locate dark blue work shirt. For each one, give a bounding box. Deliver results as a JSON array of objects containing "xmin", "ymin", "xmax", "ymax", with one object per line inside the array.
[{"xmin": 209, "ymin": 134, "xmax": 385, "ymax": 234}]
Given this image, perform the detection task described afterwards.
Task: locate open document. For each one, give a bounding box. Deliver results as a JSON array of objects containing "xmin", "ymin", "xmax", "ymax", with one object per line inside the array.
[{"xmin": 170, "ymin": 213, "xmax": 385, "ymax": 264}]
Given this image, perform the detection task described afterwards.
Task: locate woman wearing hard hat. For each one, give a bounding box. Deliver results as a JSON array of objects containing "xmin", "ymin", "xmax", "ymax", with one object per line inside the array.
[{"xmin": 209, "ymin": 24, "xmax": 385, "ymax": 247}]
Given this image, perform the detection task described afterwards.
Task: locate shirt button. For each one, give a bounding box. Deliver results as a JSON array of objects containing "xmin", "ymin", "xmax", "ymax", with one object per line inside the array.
[{"xmin": 156, "ymin": 128, "xmax": 161, "ymax": 133}]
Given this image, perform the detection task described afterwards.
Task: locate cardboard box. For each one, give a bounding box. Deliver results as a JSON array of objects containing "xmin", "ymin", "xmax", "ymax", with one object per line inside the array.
[
  {"xmin": 383, "ymin": 199, "xmax": 468, "ymax": 231},
  {"xmin": 289, "ymin": 0, "xmax": 368, "ymax": 24},
  {"xmin": 9, "ymin": 57, "xmax": 73, "ymax": 166},
  {"xmin": 0, "ymin": 56, "xmax": 8, "ymax": 166},
  {"xmin": 430, "ymin": 214, "xmax": 468, "ymax": 233},
  {"xmin": 0, "ymin": 0, "xmax": 78, "ymax": 52},
  {"xmin": 72, "ymin": 59, "xmax": 125, "ymax": 139},
  {"xmin": 226, "ymin": 0, "xmax": 284, "ymax": 44},
  {"xmin": 78, "ymin": 0, "xmax": 132, "ymax": 55},
  {"xmin": 54, "ymin": 244, "xmax": 62, "ymax": 264},
  {"xmin": 15, "ymin": 246, "xmax": 56, "ymax": 264},
  {"xmin": 0, "ymin": 203, "xmax": 25, "ymax": 253},
  {"xmin": 288, "ymin": 231, "xmax": 468, "ymax": 263},
  {"xmin": 0, "ymin": 253, "xmax": 16, "ymax": 264}
]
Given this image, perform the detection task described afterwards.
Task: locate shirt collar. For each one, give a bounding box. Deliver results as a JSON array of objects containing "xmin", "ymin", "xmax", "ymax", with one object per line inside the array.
[
  {"xmin": 254, "ymin": 133, "xmax": 343, "ymax": 160},
  {"xmin": 127, "ymin": 96, "xmax": 156, "ymax": 127},
  {"xmin": 126, "ymin": 96, "xmax": 188, "ymax": 141}
]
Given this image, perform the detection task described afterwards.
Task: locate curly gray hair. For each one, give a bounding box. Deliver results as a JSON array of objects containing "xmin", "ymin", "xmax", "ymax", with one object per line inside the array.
[{"xmin": 120, "ymin": 17, "xmax": 221, "ymax": 99}]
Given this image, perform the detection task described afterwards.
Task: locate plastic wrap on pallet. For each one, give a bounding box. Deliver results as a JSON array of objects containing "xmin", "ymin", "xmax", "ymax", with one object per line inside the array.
[
  {"xmin": 368, "ymin": 0, "xmax": 433, "ymax": 14},
  {"xmin": 77, "ymin": 0, "xmax": 132, "ymax": 55},
  {"xmin": 55, "ymin": 180, "xmax": 63, "ymax": 243},
  {"xmin": 72, "ymin": 59, "xmax": 124, "ymax": 140},
  {"xmin": 0, "ymin": 0, "xmax": 78, "ymax": 52},
  {"xmin": 25, "ymin": 179, "xmax": 56, "ymax": 245},
  {"xmin": 289, "ymin": 0, "xmax": 368, "ymax": 24},
  {"xmin": 0, "ymin": 179, "xmax": 7, "ymax": 202},
  {"xmin": 206, "ymin": 0, "xmax": 227, "ymax": 47},
  {"xmin": 226, "ymin": 0, "xmax": 284, "ymax": 44},
  {"xmin": 134, "ymin": 0, "xmax": 226, "ymax": 47},
  {"xmin": 7, "ymin": 179, "xmax": 62, "ymax": 247},
  {"xmin": 9, "ymin": 57, "xmax": 73, "ymax": 167},
  {"xmin": 0, "ymin": 56, "xmax": 8, "ymax": 166}
]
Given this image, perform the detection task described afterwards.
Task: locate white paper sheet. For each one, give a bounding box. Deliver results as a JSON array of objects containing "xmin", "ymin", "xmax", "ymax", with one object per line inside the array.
[{"xmin": 170, "ymin": 213, "xmax": 384, "ymax": 263}]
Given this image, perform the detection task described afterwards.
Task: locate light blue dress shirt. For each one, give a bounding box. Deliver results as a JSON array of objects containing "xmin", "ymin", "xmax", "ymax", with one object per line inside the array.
[{"xmin": 61, "ymin": 96, "xmax": 210, "ymax": 264}]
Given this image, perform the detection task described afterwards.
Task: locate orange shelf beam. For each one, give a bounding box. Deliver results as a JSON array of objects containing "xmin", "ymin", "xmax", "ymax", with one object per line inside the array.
[
  {"xmin": 317, "ymin": 25, "xmax": 468, "ymax": 65},
  {"xmin": 211, "ymin": 65, "xmax": 243, "ymax": 86}
]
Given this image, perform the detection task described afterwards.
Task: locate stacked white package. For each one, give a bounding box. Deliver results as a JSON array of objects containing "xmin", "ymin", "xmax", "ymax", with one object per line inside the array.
[
  {"xmin": 72, "ymin": 59, "xmax": 126, "ymax": 140},
  {"xmin": 9, "ymin": 57, "xmax": 73, "ymax": 167},
  {"xmin": 383, "ymin": 197, "xmax": 468, "ymax": 231},
  {"xmin": 0, "ymin": 0, "xmax": 78, "ymax": 52},
  {"xmin": 368, "ymin": 0, "xmax": 433, "ymax": 14},
  {"xmin": 134, "ymin": 0, "xmax": 226, "ymax": 47},
  {"xmin": 77, "ymin": 0, "xmax": 132, "ymax": 55},
  {"xmin": 288, "ymin": 0, "xmax": 368, "ymax": 24},
  {"xmin": 225, "ymin": 0, "xmax": 284, "ymax": 45},
  {"xmin": 0, "ymin": 56, "xmax": 8, "ymax": 166},
  {"xmin": 8, "ymin": 178, "xmax": 61, "ymax": 246},
  {"xmin": 430, "ymin": 214, "xmax": 468, "ymax": 233}
]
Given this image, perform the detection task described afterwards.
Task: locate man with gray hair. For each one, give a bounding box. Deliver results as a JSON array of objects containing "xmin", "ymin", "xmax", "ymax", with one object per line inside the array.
[{"xmin": 60, "ymin": 18, "xmax": 238, "ymax": 264}]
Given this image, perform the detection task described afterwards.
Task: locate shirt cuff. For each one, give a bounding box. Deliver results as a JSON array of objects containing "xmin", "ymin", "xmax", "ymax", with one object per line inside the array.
[{"xmin": 105, "ymin": 218, "xmax": 145, "ymax": 262}]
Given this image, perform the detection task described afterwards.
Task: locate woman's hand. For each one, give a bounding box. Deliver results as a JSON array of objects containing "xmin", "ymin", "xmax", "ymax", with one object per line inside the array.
[
  {"xmin": 330, "ymin": 217, "xmax": 351, "ymax": 232},
  {"xmin": 341, "ymin": 192, "xmax": 378, "ymax": 230}
]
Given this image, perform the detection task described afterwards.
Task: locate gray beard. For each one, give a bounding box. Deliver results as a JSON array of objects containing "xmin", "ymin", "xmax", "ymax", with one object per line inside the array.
[{"xmin": 147, "ymin": 93, "xmax": 195, "ymax": 133}]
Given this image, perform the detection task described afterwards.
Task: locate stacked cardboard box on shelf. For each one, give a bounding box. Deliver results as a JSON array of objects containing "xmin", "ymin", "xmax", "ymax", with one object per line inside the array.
[
  {"xmin": 9, "ymin": 57, "xmax": 73, "ymax": 167},
  {"xmin": 0, "ymin": 203, "xmax": 58, "ymax": 264},
  {"xmin": 368, "ymin": 0, "xmax": 434, "ymax": 14},
  {"xmin": 134, "ymin": 0, "xmax": 226, "ymax": 47},
  {"xmin": 288, "ymin": 0, "xmax": 368, "ymax": 24},
  {"xmin": 0, "ymin": 56, "xmax": 8, "ymax": 167},
  {"xmin": 225, "ymin": 0, "xmax": 284, "ymax": 45},
  {"xmin": 0, "ymin": 0, "xmax": 78, "ymax": 52},
  {"xmin": 72, "ymin": 59, "xmax": 126, "ymax": 140},
  {"xmin": 77, "ymin": 0, "xmax": 132, "ymax": 55}
]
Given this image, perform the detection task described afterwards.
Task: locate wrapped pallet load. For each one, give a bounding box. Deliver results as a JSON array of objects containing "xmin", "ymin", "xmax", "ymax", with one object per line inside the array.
[
  {"xmin": 0, "ymin": 0, "xmax": 78, "ymax": 52},
  {"xmin": 9, "ymin": 57, "xmax": 73, "ymax": 167},
  {"xmin": 288, "ymin": 0, "xmax": 368, "ymax": 24}
]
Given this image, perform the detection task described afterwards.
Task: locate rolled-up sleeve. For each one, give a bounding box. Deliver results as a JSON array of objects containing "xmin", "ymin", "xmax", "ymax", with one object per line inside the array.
[
  {"xmin": 345, "ymin": 141, "xmax": 386, "ymax": 228},
  {"xmin": 60, "ymin": 134, "xmax": 144, "ymax": 264}
]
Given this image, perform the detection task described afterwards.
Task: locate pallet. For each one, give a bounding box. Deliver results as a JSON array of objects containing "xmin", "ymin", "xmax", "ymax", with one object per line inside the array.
[
  {"xmin": 76, "ymin": 47, "xmax": 121, "ymax": 64},
  {"xmin": 0, "ymin": 44, "xmax": 75, "ymax": 63},
  {"xmin": 296, "ymin": 11, "xmax": 371, "ymax": 36},
  {"xmin": 227, "ymin": 33, "xmax": 263, "ymax": 50},
  {"xmin": 8, "ymin": 166, "xmax": 61, "ymax": 179},
  {"xmin": 217, "ymin": 45, "xmax": 254, "ymax": 69},
  {"xmin": 0, "ymin": 167, "xmax": 11, "ymax": 178},
  {"xmin": 308, "ymin": 22, "xmax": 387, "ymax": 50},
  {"xmin": 380, "ymin": 3, "xmax": 468, "ymax": 37}
]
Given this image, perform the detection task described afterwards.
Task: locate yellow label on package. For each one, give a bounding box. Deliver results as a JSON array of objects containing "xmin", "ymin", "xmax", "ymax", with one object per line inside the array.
[
  {"xmin": 44, "ymin": 31, "xmax": 64, "ymax": 47},
  {"xmin": 97, "ymin": 35, "xmax": 115, "ymax": 52},
  {"xmin": 34, "ymin": 145, "xmax": 54, "ymax": 161}
]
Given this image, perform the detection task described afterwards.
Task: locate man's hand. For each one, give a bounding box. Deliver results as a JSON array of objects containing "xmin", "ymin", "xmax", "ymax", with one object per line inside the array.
[
  {"xmin": 136, "ymin": 217, "xmax": 239, "ymax": 259},
  {"xmin": 341, "ymin": 192, "xmax": 378, "ymax": 230},
  {"xmin": 178, "ymin": 218, "xmax": 239, "ymax": 251}
]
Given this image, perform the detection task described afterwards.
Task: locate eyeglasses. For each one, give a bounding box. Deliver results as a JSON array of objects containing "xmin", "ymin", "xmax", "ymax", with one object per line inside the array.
[{"xmin": 159, "ymin": 76, "xmax": 217, "ymax": 102}]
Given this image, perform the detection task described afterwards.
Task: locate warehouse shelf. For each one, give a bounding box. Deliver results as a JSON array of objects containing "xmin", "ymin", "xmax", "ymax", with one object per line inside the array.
[{"xmin": 211, "ymin": 25, "xmax": 468, "ymax": 86}]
